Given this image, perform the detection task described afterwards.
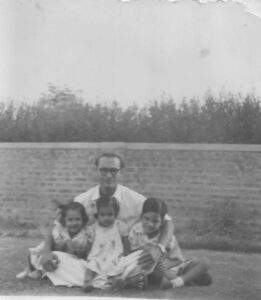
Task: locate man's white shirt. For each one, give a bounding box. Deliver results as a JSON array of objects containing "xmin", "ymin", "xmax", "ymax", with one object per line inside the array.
[
  {"xmin": 75, "ymin": 184, "xmax": 171, "ymax": 233},
  {"xmin": 75, "ymin": 184, "xmax": 146, "ymax": 233}
]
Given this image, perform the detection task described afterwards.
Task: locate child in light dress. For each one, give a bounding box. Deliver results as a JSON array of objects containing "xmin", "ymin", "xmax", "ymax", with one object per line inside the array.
[
  {"xmin": 82, "ymin": 195, "xmax": 132, "ymax": 291},
  {"xmin": 16, "ymin": 202, "xmax": 90, "ymax": 283},
  {"xmin": 128, "ymin": 197, "xmax": 212, "ymax": 289}
]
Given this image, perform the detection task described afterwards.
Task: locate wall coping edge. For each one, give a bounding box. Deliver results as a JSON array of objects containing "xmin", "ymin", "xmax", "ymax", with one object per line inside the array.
[{"xmin": 0, "ymin": 142, "xmax": 261, "ymax": 152}]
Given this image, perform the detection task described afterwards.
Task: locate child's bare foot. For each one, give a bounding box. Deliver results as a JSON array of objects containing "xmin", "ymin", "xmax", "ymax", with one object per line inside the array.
[
  {"xmin": 16, "ymin": 268, "xmax": 42, "ymax": 280},
  {"xmin": 16, "ymin": 268, "xmax": 30, "ymax": 279}
]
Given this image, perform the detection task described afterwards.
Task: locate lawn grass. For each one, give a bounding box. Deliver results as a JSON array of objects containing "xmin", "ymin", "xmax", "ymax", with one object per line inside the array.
[{"xmin": 0, "ymin": 237, "xmax": 260, "ymax": 299}]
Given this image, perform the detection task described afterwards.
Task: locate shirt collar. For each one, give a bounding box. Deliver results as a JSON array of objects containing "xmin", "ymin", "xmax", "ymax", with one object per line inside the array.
[{"xmin": 91, "ymin": 184, "xmax": 122, "ymax": 203}]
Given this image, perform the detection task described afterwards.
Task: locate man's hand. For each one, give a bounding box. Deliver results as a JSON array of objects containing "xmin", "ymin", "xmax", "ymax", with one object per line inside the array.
[
  {"xmin": 41, "ymin": 253, "xmax": 60, "ymax": 272},
  {"xmin": 137, "ymin": 244, "xmax": 164, "ymax": 272}
]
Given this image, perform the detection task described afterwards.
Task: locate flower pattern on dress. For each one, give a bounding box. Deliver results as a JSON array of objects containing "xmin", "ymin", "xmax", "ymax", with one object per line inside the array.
[{"xmin": 85, "ymin": 220, "xmax": 127, "ymax": 276}]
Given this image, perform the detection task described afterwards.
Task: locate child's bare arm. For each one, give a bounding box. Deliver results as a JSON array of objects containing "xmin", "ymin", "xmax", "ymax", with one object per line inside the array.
[
  {"xmin": 40, "ymin": 228, "xmax": 59, "ymax": 271},
  {"xmin": 41, "ymin": 226, "xmax": 55, "ymax": 253},
  {"xmin": 121, "ymin": 236, "xmax": 131, "ymax": 256},
  {"xmin": 85, "ymin": 241, "xmax": 93, "ymax": 259}
]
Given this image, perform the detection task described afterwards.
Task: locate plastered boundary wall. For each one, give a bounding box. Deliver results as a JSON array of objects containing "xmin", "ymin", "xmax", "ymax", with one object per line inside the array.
[{"xmin": 0, "ymin": 143, "xmax": 261, "ymax": 239}]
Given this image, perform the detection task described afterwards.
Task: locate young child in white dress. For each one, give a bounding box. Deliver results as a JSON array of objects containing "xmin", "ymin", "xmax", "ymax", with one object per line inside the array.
[
  {"xmin": 82, "ymin": 196, "xmax": 131, "ymax": 291},
  {"xmin": 16, "ymin": 202, "xmax": 90, "ymax": 281},
  {"xmin": 128, "ymin": 197, "xmax": 212, "ymax": 289}
]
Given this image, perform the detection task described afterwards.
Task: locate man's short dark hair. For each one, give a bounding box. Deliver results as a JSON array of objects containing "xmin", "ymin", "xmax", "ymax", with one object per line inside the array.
[{"xmin": 95, "ymin": 153, "xmax": 124, "ymax": 169}]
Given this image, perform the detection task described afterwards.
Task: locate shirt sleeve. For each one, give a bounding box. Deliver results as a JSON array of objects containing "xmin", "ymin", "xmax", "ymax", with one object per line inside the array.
[{"xmin": 74, "ymin": 191, "xmax": 92, "ymax": 207}]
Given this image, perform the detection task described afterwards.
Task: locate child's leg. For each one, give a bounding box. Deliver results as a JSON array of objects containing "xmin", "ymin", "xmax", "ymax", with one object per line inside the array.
[
  {"xmin": 192, "ymin": 271, "xmax": 212, "ymax": 286},
  {"xmin": 16, "ymin": 257, "xmax": 31, "ymax": 279},
  {"xmin": 16, "ymin": 253, "xmax": 39, "ymax": 279},
  {"xmin": 147, "ymin": 260, "xmax": 166, "ymax": 285},
  {"xmin": 151, "ymin": 258, "xmax": 181, "ymax": 289},
  {"xmin": 26, "ymin": 254, "xmax": 43, "ymax": 279},
  {"xmin": 112, "ymin": 251, "xmax": 149, "ymax": 291},
  {"xmin": 17, "ymin": 242, "xmax": 47, "ymax": 280},
  {"xmin": 182, "ymin": 257, "xmax": 212, "ymax": 286},
  {"xmin": 82, "ymin": 268, "xmax": 95, "ymax": 292},
  {"xmin": 28, "ymin": 254, "xmax": 36, "ymax": 271},
  {"xmin": 173, "ymin": 257, "xmax": 211, "ymax": 287}
]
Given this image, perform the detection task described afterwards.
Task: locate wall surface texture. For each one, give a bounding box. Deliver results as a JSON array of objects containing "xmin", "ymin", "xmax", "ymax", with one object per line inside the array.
[{"xmin": 0, "ymin": 143, "xmax": 260, "ymax": 240}]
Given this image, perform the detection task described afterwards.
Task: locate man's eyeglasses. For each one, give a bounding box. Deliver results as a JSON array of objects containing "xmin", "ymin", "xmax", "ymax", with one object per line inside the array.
[{"xmin": 99, "ymin": 168, "xmax": 120, "ymax": 176}]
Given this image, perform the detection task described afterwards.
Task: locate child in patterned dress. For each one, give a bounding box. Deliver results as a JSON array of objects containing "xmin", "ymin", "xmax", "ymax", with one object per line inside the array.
[
  {"xmin": 128, "ymin": 197, "xmax": 212, "ymax": 289},
  {"xmin": 16, "ymin": 202, "xmax": 90, "ymax": 280},
  {"xmin": 82, "ymin": 195, "xmax": 132, "ymax": 291}
]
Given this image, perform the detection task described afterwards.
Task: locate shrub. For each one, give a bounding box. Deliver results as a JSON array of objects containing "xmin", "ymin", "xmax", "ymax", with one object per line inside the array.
[{"xmin": 1, "ymin": 87, "xmax": 261, "ymax": 143}]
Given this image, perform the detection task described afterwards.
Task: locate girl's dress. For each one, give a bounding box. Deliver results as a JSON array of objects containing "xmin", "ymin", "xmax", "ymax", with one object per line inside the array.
[
  {"xmin": 128, "ymin": 222, "xmax": 191, "ymax": 276},
  {"xmin": 29, "ymin": 221, "xmax": 146, "ymax": 288},
  {"xmin": 29, "ymin": 223, "xmax": 90, "ymax": 287},
  {"xmin": 84, "ymin": 220, "xmax": 152, "ymax": 289},
  {"xmin": 84, "ymin": 220, "xmax": 128, "ymax": 288}
]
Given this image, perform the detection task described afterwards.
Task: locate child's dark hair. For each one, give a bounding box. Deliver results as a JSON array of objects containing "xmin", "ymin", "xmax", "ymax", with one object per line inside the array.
[
  {"xmin": 59, "ymin": 202, "xmax": 89, "ymax": 227},
  {"xmin": 142, "ymin": 197, "xmax": 168, "ymax": 219},
  {"xmin": 96, "ymin": 196, "xmax": 120, "ymax": 217}
]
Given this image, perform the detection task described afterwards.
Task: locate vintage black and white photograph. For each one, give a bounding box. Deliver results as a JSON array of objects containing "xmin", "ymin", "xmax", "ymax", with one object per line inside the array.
[{"xmin": 0, "ymin": 0, "xmax": 261, "ymax": 299}]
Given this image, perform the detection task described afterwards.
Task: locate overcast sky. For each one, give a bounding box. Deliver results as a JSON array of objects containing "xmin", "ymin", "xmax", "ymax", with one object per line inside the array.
[{"xmin": 0, "ymin": 0, "xmax": 261, "ymax": 107}]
